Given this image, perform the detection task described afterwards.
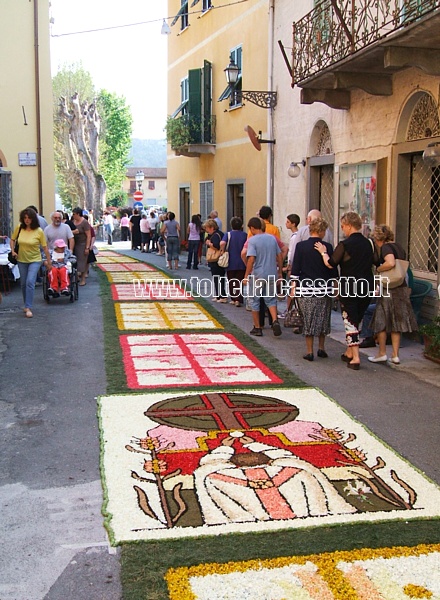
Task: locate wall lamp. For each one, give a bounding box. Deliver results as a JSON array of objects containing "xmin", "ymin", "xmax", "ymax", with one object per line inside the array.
[
  {"xmin": 423, "ymin": 141, "xmax": 440, "ymax": 166},
  {"xmin": 224, "ymin": 58, "xmax": 277, "ymax": 109},
  {"xmin": 288, "ymin": 160, "xmax": 306, "ymax": 178}
]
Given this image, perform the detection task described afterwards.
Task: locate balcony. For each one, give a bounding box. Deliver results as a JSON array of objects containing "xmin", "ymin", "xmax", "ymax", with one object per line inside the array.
[
  {"xmin": 291, "ymin": 0, "xmax": 440, "ymax": 109},
  {"xmin": 165, "ymin": 114, "xmax": 216, "ymax": 158}
]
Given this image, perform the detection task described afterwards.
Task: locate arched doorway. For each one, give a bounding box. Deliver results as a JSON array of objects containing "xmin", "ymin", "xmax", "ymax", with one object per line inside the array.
[{"xmin": 308, "ymin": 121, "xmax": 335, "ymax": 241}]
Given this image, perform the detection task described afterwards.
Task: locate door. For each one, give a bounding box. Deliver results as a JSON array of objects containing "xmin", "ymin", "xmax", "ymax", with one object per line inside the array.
[
  {"xmin": 227, "ymin": 183, "xmax": 244, "ymax": 227},
  {"xmin": 0, "ymin": 171, "xmax": 12, "ymax": 237},
  {"xmin": 179, "ymin": 186, "xmax": 191, "ymax": 243}
]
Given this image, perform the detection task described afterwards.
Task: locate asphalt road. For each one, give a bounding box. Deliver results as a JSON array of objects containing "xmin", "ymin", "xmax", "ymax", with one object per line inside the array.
[{"xmin": 0, "ymin": 247, "xmax": 439, "ymax": 599}]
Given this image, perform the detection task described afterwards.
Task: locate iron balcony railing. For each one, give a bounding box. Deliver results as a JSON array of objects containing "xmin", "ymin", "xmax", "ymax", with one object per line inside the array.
[{"xmin": 292, "ymin": 0, "xmax": 440, "ymax": 85}]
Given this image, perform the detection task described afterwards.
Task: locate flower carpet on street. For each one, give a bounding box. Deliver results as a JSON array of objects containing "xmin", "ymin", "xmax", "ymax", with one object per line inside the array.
[
  {"xmin": 99, "ymin": 387, "xmax": 440, "ymax": 544},
  {"xmin": 115, "ymin": 301, "xmax": 222, "ymax": 331},
  {"xmin": 105, "ymin": 270, "xmax": 172, "ymax": 283},
  {"xmin": 97, "ymin": 262, "xmax": 158, "ymax": 272},
  {"xmin": 120, "ymin": 333, "xmax": 283, "ymax": 388},
  {"xmin": 111, "ymin": 282, "xmax": 192, "ymax": 301},
  {"xmin": 165, "ymin": 544, "xmax": 440, "ymax": 600},
  {"xmin": 95, "ymin": 251, "xmax": 440, "ymax": 598}
]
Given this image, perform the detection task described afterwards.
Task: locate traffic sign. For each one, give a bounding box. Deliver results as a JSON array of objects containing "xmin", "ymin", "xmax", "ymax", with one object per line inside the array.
[{"xmin": 133, "ymin": 191, "xmax": 143, "ymax": 201}]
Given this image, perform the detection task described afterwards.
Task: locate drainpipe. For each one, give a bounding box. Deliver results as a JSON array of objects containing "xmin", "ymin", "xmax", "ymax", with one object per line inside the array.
[
  {"xmin": 267, "ymin": 0, "xmax": 275, "ymax": 210},
  {"xmin": 33, "ymin": 0, "xmax": 44, "ymax": 214}
]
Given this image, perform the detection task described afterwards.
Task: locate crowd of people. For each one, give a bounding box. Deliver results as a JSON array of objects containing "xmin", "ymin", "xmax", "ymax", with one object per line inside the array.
[
  {"xmin": 146, "ymin": 205, "xmax": 418, "ymax": 369},
  {"xmin": 6, "ymin": 203, "xmax": 420, "ymax": 370}
]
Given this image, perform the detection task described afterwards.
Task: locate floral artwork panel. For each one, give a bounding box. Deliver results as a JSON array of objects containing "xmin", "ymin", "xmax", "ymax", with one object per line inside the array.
[
  {"xmin": 111, "ymin": 283, "xmax": 193, "ymax": 302},
  {"xmin": 115, "ymin": 302, "xmax": 222, "ymax": 331},
  {"xmin": 99, "ymin": 388, "xmax": 440, "ymax": 543},
  {"xmin": 120, "ymin": 333, "xmax": 283, "ymax": 388},
  {"xmin": 107, "ymin": 271, "xmax": 171, "ymax": 283},
  {"xmin": 166, "ymin": 544, "xmax": 440, "ymax": 600},
  {"xmin": 97, "ymin": 263, "xmax": 157, "ymax": 272}
]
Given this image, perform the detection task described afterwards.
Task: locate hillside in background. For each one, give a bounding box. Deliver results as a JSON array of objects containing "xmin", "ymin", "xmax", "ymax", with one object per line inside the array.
[{"xmin": 128, "ymin": 139, "xmax": 167, "ymax": 167}]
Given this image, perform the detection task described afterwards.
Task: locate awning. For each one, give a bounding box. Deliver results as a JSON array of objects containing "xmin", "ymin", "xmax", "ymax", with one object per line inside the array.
[
  {"xmin": 217, "ymin": 74, "xmax": 241, "ymax": 102},
  {"xmin": 170, "ymin": 99, "xmax": 188, "ymax": 118},
  {"xmin": 171, "ymin": 1, "xmax": 188, "ymax": 26}
]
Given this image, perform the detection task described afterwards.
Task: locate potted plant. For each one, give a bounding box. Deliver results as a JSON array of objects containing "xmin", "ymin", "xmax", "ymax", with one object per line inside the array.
[
  {"xmin": 164, "ymin": 116, "xmax": 191, "ymax": 151},
  {"xmin": 419, "ymin": 316, "xmax": 440, "ymax": 363}
]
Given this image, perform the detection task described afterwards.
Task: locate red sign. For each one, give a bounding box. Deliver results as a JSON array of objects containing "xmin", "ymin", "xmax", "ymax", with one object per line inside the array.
[{"xmin": 133, "ymin": 191, "xmax": 143, "ymax": 201}]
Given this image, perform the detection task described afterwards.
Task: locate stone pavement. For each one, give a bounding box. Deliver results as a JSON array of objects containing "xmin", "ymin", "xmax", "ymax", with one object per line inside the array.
[{"xmin": 0, "ymin": 241, "xmax": 438, "ymax": 599}]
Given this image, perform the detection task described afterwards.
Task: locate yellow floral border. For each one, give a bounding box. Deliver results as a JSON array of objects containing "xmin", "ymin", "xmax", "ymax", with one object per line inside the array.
[
  {"xmin": 165, "ymin": 543, "xmax": 440, "ymax": 600},
  {"xmin": 115, "ymin": 301, "xmax": 223, "ymax": 331}
]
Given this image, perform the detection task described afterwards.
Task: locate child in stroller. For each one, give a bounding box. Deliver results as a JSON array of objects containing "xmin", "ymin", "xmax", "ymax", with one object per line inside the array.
[{"xmin": 47, "ymin": 239, "xmax": 73, "ymax": 297}]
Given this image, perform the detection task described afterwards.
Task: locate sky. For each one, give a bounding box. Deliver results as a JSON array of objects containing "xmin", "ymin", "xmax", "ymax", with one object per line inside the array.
[{"xmin": 49, "ymin": 0, "xmax": 169, "ymax": 139}]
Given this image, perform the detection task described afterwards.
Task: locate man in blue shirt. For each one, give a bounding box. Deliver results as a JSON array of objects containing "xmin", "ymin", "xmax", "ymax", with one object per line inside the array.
[{"xmin": 243, "ymin": 217, "xmax": 283, "ymax": 337}]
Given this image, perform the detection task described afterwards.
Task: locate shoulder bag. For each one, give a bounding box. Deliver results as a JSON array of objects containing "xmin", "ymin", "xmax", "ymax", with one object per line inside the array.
[
  {"xmin": 384, "ymin": 258, "xmax": 409, "ymax": 289},
  {"xmin": 206, "ymin": 232, "xmax": 222, "ymax": 263},
  {"xmin": 284, "ymin": 296, "xmax": 304, "ymax": 332},
  {"xmin": 381, "ymin": 244, "xmax": 409, "ymax": 289},
  {"xmin": 218, "ymin": 232, "xmax": 230, "ymax": 268},
  {"xmin": 8, "ymin": 227, "xmax": 21, "ymax": 264}
]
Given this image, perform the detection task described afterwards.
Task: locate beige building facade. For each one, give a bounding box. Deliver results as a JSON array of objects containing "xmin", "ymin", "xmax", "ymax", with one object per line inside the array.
[
  {"xmin": 166, "ymin": 0, "xmax": 274, "ymax": 234},
  {"xmin": 273, "ymin": 0, "xmax": 440, "ymax": 316},
  {"xmin": 123, "ymin": 168, "xmax": 168, "ymax": 210},
  {"xmin": 0, "ymin": 0, "xmax": 55, "ymax": 235}
]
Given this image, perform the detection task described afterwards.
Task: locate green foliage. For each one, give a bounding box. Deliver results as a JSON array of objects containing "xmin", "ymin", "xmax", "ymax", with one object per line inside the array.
[
  {"xmin": 53, "ymin": 65, "xmax": 133, "ymax": 211},
  {"xmin": 420, "ymin": 316, "xmax": 440, "ymax": 358},
  {"xmin": 164, "ymin": 116, "xmax": 191, "ymax": 150},
  {"xmin": 53, "ymin": 63, "xmax": 96, "ymax": 209},
  {"xmin": 98, "ymin": 90, "xmax": 133, "ymax": 199}
]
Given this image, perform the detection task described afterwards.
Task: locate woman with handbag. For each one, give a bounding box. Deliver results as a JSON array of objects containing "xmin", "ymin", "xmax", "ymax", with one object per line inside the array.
[
  {"xmin": 291, "ymin": 218, "xmax": 336, "ymax": 361},
  {"xmin": 368, "ymin": 224, "xmax": 418, "ymax": 365},
  {"xmin": 220, "ymin": 217, "xmax": 247, "ymax": 306},
  {"xmin": 204, "ymin": 219, "xmax": 228, "ymax": 303},
  {"xmin": 10, "ymin": 207, "xmax": 52, "ymax": 318}
]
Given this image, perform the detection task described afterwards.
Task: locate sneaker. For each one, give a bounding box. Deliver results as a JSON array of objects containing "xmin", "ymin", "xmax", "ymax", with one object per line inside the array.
[
  {"xmin": 250, "ymin": 327, "xmax": 263, "ymax": 337},
  {"xmin": 359, "ymin": 337, "xmax": 376, "ymax": 348},
  {"xmin": 272, "ymin": 320, "xmax": 282, "ymax": 337},
  {"xmin": 47, "ymin": 288, "xmax": 54, "ymax": 296},
  {"xmin": 61, "ymin": 289, "xmax": 70, "ymax": 296}
]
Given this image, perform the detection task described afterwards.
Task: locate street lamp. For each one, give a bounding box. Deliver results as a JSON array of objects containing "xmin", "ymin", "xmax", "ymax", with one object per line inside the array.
[
  {"xmin": 222, "ymin": 58, "xmax": 277, "ymax": 110},
  {"xmin": 135, "ymin": 170, "xmax": 145, "ymax": 191}
]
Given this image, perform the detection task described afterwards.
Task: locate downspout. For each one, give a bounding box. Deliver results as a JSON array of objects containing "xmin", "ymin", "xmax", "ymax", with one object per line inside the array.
[
  {"xmin": 267, "ymin": 0, "xmax": 275, "ymax": 210},
  {"xmin": 33, "ymin": 0, "xmax": 44, "ymax": 214}
]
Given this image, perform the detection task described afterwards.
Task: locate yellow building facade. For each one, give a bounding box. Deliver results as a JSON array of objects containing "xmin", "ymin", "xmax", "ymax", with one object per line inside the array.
[
  {"xmin": 166, "ymin": 0, "xmax": 275, "ymax": 234},
  {"xmin": 0, "ymin": 0, "xmax": 55, "ymax": 235}
]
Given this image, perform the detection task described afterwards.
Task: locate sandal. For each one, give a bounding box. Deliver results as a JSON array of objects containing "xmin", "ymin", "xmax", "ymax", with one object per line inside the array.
[
  {"xmin": 79, "ymin": 281, "xmax": 87, "ymax": 286},
  {"xmin": 25, "ymin": 309, "xmax": 33, "ymax": 318}
]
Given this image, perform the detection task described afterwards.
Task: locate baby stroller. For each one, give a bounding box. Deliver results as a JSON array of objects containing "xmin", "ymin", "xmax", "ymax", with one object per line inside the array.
[{"xmin": 43, "ymin": 256, "xmax": 79, "ymax": 303}]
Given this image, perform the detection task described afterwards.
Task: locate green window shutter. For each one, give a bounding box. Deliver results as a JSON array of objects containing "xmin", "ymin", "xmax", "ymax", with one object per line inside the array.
[
  {"xmin": 203, "ymin": 60, "xmax": 212, "ymax": 143},
  {"xmin": 188, "ymin": 68, "xmax": 202, "ymax": 143}
]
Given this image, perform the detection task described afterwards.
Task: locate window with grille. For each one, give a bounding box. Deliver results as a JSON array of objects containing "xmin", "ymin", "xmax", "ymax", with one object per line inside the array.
[
  {"xmin": 319, "ymin": 165, "xmax": 334, "ymax": 235},
  {"xmin": 409, "ymin": 155, "xmax": 439, "ymax": 277},
  {"xmin": 200, "ymin": 181, "xmax": 213, "ymax": 222}
]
